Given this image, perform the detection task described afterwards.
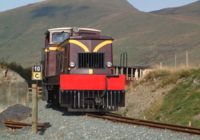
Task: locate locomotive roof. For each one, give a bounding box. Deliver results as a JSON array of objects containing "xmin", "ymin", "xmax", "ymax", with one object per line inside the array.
[
  {"xmin": 47, "ymin": 27, "xmax": 113, "ymax": 44},
  {"xmin": 69, "ymin": 35, "xmax": 113, "ymax": 40},
  {"xmin": 47, "ymin": 27, "xmax": 101, "ymax": 33}
]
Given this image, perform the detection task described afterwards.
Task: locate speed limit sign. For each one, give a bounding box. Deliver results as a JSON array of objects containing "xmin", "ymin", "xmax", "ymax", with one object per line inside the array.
[{"xmin": 32, "ymin": 65, "xmax": 42, "ymax": 81}]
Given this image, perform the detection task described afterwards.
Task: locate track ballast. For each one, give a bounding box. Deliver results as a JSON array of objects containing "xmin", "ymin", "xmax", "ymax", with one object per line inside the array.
[{"xmin": 86, "ymin": 113, "xmax": 200, "ymax": 135}]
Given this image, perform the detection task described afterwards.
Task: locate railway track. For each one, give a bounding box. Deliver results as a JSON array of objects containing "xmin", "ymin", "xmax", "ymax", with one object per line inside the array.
[
  {"xmin": 86, "ymin": 113, "xmax": 200, "ymax": 135},
  {"xmin": 4, "ymin": 120, "xmax": 50, "ymax": 131}
]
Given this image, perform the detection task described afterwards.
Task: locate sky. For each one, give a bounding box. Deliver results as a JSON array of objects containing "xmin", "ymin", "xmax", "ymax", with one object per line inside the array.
[
  {"xmin": 128, "ymin": 0, "xmax": 198, "ymax": 12},
  {"xmin": 0, "ymin": 0, "xmax": 199, "ymax": 12},
  {"xmin": 0, "ymin": 0, "xmax": 42, "ymax": 12}
]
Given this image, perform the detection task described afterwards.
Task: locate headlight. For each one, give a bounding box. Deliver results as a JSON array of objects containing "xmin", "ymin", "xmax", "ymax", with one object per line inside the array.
[
  {"xmin": 73, "ymin": 27, "xmax": 79, "ymax": 33},
  {"xmin": 69, "ymin": 62, "xmax": 75, "ymax": 67},
  {"xmin": 107, "ymin": 62, "xmax": 112, "ymax": 68}
]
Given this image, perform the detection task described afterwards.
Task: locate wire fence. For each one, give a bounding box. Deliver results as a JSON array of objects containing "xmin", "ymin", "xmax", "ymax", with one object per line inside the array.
[{"xmin": 154, "ymin": 50, "xmax": 200, "ymax": 69}]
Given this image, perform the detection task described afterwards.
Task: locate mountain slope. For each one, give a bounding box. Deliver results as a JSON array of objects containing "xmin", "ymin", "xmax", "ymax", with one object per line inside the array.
[
  {"xmin": 0, "ymin": 0, "xmax": 137, "ymax": 66},
  {"xmin": 152, "ymin": 0, "xmax": 200, "ymax": 18},
  {"xmin": 0, "ymin": 0, "xmax": 200, "ymax": 67}
]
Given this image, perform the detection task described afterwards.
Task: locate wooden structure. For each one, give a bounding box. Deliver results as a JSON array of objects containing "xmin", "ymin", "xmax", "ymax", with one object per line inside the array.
[{"xmin": 113, "ymin": 66, "xmax": 150, "ymax": 81}]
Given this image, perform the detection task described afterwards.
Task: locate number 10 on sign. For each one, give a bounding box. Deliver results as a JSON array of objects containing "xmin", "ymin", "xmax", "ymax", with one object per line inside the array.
[{"xmin": 32, "ymin": 65, "xmax": 42, "ymax": 81}]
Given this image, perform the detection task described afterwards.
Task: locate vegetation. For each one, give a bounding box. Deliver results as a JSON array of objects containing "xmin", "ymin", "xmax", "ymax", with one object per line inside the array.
[
  {"xmin": 0, "ymin": 60, "xmax": 31, "ymax": 85},
  {"xmin": 142, "ymin": 68, "xmax": 192, "ymax": 88},
  {"xmin": 144, "ymin": 68, "xmax": 200, "ymax": 127}
]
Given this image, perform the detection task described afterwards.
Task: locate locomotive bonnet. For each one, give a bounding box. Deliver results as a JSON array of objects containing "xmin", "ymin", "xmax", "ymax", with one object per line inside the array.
[{"xmin": 42, "ymin": 27, "xmax": 125, "ymax": 112}]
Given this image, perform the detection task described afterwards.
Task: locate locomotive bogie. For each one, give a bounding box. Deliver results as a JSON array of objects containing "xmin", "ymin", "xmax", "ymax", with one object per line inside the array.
[{"xmin": 60, "ymin": 90, "xmax": 125, "ymax": 112}]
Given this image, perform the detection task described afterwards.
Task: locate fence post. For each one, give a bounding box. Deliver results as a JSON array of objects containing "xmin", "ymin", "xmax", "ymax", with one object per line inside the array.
[
  {"xmin": 188, "ymin": 121, "xmax": 192, "ymax": 127},
  {"xmin": 116, "ymin": 67, "xmax": 119, "ymax": 75},
  {"xmin": 135, "ymin": 69, "xmax": 138, "ymax": 80},
  {"xmin": 120, "ymin": 67, "xmax": 123, "ymax": 74},
  {"xmin": 159, "ymin": 62, "xmax": 163, "ymax": 69},
  {"xmin": 186, "ymin": 51, "xmax": 189, "ymax": 67},
  {"xmin": 126, "ymin": 67, "xmax": 129, "ymax": 80},
  {"xmin": 131, "ymin": 68, "xmax": 133, "ymax": 80},
  {"xmin": 174, "ymin": 54, "xmax": 177, "ymax": 69}
]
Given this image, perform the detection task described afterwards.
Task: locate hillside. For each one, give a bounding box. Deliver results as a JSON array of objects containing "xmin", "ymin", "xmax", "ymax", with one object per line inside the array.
[
  {"xmin": 118, "ymin": 68, "xmax": 200, "ymax": 127},
  {"xmin": 0, "ymin": 0, "xmax": 200, "ymax": 67},
  {"xmin": 152, "ymin": 0, "xmax": 200, "ymax": 18}
]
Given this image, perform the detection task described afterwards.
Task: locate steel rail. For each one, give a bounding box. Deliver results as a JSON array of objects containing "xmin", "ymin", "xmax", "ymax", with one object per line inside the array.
[
  {"xmin": 4, "ymin": 120, "xmax": 50, "ymax": 130},
  {"xmin": 86, "ymin": 113, "xmax": 200, "ymax": 135}
]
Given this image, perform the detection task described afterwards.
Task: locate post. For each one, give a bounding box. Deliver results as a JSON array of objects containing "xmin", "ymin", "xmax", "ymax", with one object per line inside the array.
[
  {"xmin": 188, "ymin": 121, "xmax": 192, "ymax": 127},
  {"xmin": 32, "ymin": 83, "xmax": 38, "ymax": 134},
  {"xmin": 120, "ymin": 53, "xmax": 122, "ymax": 67},
  {"xmin": 123, "ymin": 53, "xmax": 125, "ymax": 67},
  {"xmin": 135, "ymin": 69, "xmax": 139, "ymax": 80},
  {"xmin": 140, "ymin": 69, "xmax": 143, "ymax": 79},
  {"xmin": 130, "ymin": 68, "xmax": 133, "ymax": 81},
  {"xmin": 125, "ymin": 52, "xmax": 128, "ymax": 67},
  {"xmin": 116, "ymin": 67, "xmax": 119, "ymax": 75},
  {"xmin": 174, "ymin": 54, "xmax": 177, "ymax": 69},
  {"xmin": 120, "ymin": 67, "xmax": 123, "ymax": 74},
  {"xmin": 31, "ymin": 65, "xmax": 42, "ymax": 134},
  {"xmin": 126, "ymin": 67, "xmax": 129, "ymax": 80},
  {"xmin": 159, "ymin": 62, "xmax": 162, "ymax": 69},
  {"xmin": 186, "ymin": 51, "xmax": 189, "ymax": 67}
]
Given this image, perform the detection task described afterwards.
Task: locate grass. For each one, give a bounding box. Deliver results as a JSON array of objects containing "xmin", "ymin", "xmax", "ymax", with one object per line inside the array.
[
  {"xmin": 142, "ymin": 67, "xmax": 192, "ymax": 88},
  {"xmin": 145, "ymin": 68, "xmax": 200, "ymax": 127}
]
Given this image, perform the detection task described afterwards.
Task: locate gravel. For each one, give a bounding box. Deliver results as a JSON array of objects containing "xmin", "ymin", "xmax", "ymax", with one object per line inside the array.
[
  {"xmin": 0, "ymin": 101, "xmax": 200, "ymax": 140},
  {"xmin": 0, "ymin": 104, "xmax": 31, "ymax": 123}
]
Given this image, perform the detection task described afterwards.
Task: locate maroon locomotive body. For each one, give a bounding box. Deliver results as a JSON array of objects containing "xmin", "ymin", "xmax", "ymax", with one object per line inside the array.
[{"xmin": 42, "ymin": 27, "xmax": 125, "ymax": 112}]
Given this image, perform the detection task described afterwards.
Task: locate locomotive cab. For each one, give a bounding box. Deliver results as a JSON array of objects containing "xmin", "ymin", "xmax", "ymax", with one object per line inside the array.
[
  {"xmin": 67, "ymin": 36, "xmax": 113, "ymax": 75},
  {"xmin": 42, "ymin": 27, "xmax": 125, "ymax": 112}
]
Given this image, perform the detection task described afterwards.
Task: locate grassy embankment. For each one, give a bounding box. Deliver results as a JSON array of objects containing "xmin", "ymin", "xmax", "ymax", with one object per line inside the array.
[{"xmin": 142, "ymin": 67, "xmax": 200, "ymax": 127}]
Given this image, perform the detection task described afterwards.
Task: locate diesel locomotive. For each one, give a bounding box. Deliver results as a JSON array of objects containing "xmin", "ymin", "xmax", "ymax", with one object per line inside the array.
[{"xmin": 42, "ymin": 27, "xmax": 125, "ymax": 112}]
